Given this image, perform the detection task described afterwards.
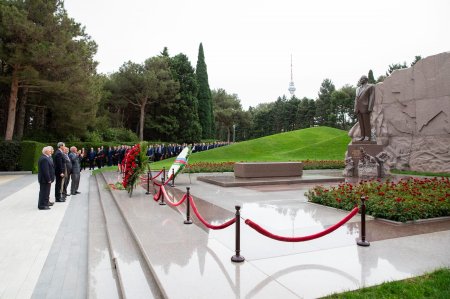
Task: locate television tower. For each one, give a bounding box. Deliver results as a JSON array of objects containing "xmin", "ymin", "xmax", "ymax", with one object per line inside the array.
[{"xmin": 288, "ymin": 54, "xmax": 296, "ymax": 96}]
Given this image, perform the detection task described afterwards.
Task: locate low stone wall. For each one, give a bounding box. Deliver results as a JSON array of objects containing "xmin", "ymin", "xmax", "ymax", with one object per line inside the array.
[{"xmin": 234, "ymin": 162, "xmax": 303, "ymax": 178}]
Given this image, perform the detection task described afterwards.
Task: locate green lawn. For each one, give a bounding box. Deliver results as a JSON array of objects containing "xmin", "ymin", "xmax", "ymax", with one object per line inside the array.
[
  {"xmin": 150, "ymin": 126, "xmax": 350, "ymax": 169},
  {"xmin": 324, "ymin": 268, "xmax": 450, "ymax": 298}
]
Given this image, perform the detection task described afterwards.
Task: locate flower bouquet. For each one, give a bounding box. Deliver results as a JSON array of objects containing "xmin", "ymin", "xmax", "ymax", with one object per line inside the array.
[{"xmin": 121, "ymin": 142, "xmax": 149, "ymax": 197}]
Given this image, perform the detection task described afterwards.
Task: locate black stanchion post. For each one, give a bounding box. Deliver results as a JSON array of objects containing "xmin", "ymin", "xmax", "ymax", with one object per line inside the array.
[
  {"xmin": 357, "ymin": 196, "xmax": 370, "ymax": 247},
  {"xmin": 145, "ymin": 171, "xmax": 150, "ymax": 194},
  {"xmin": 231, "ymin": 206, "xmax": 245, "ymax": 263},
  {"xmin": 159, "ymin": 176, "xmax": 166, "ymax": 206},
  {"xmin": 184, "ymin": 187, "xmax": 193, "ymax": 225},
  {"xmin": 171, "ymin": 168, "xmax": 175, "ymax": 187},
  {"xmin": 163, "ymin": 167, "xmax": 166, "ymax": 182}
]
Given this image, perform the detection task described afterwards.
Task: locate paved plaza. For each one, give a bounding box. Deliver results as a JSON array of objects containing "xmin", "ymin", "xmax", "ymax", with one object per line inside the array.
[{"xmin": 0, "ymin": 170, "xmax": 449, "ymax": 298}]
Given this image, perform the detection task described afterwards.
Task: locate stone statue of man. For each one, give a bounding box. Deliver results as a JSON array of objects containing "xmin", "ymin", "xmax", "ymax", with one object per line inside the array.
[{"xmin": 354, "ymin": 75, "xmax": 375, "ymax": 141}]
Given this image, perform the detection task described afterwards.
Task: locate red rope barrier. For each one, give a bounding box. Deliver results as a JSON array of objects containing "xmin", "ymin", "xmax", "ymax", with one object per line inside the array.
[
  {"xmin": 160, "ymin": 186, "xmax": 187, "ymax": 207},
  {"xmin": 153, "ymin": 188, "xmax": 161, "ymax": 201},
  {"xmin": 189, "ymin": 196, "xmax": 236, "ymax": 230},
  {"xmin": 152, "ymin": 173, "xmax": 174, "ymax": 187},
  {"xmin": 165, "ymin": 173, "xmax": 174, "ymax": 184},
  {"xmin": 151, "ymin": 169, "xmax": 164, "ymax": 180},
  {"xmin": 245, "ymin": 207, "xmax": 359, "ymax": 242}
]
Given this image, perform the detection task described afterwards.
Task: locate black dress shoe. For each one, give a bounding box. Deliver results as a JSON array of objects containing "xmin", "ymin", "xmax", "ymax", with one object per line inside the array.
[
  {"xmin": 48, "ymin": 202, "xmax": 54, "ymax": 206},
  {"xmin": 38, "ymin": 206, "xmax": 51, "ymax": 210},
  {"xmin": 76, "ymin": 191, "xmax": 81, "ymax": 194},
  {"xmin": 71, "ymin": 193, "xmax": 76, "ymax": 195},
  {"xmin": 55, "ymin": 199, "xmax": 64, "ymax": 202}
]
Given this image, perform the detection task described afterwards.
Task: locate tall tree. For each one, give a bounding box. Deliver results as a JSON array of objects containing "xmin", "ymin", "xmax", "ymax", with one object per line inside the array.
[
  {"xmin": 385, "ymin": 62, "xmax": 408, "ymax": 76},
  {"xmin": 296, "ymin": 97, "xmax": 314, "ymax": 129},
  {"xmin": 196, "ymin": 43, "xmax": 214, "ymax": 139},
  {"xmin": 212, "ymin": 88, "xmax": 245, "ymax": 142},
  {"xmin": 0, "ymin": 0, "xmax": 39, "ymax": 140},
  {"xmin": 169, "ymin": 53, "xmax": 202, "ymax": 143},
  {"xmin": 249, "ymin": 103, "xmax": 275, "ymax": 138},
  {"xmin": 330, "ymin": 89, "xmax": 353, "ymax": 130},
  {"xmin": 108, "ymin": 62, "xmax": 154, "ymax": 140},
  {"xmin": 108, "ymin": 57, "xmax": 179, "ymax": 141},
  {"xmin": 0, "ymin": 0, "xmax": 99, "ymax": 140},
  {"xmin": 411, "ymin": 55, "xmax": 422, "ymax": 66},
  {"xmin": 143, "ymin": 56, "xmax": 179, "ymax": 141},
  {"xmin": 315, "ymin": 78, "xmax": 335, "ymax": 127},
  {"xmin": 368, "ymin": 70, "xmax": 376, "ymax": 84}
]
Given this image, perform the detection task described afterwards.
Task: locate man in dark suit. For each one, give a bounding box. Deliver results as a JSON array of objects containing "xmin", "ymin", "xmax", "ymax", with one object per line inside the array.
[
  {"xmin": 62, "ymin": 146, "xmax": 72, "ymax": 200},
  {"xmin": 54, "ymin": 142, "xmax": 66, "ymax": 202},
  {"xmin": 88, "ymin": 147, "xmax": 96, "ymax": 170},
  {"xmin": 38, "ymin": 146, "xmax": 54, "ymax": 210},
  {"xmin": 96, "ymin": 147, "xmax": 103, "ymax": 169},
  {"xmin": 69, "ymin": 146, "xmax": 81, "ymax": 195}
]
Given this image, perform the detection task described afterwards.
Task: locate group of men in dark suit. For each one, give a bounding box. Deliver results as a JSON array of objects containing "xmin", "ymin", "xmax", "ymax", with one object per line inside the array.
[
  {"xmin": 146, "ymin": 142, "xmax": 230, "ymax": 161},
  {"xmin": 87, "ymin": 145, "xmax": 128, "ymax": 170},
  {"xmin": 37, "ymin": 142, "xmax": 82, "ymax": 210}
]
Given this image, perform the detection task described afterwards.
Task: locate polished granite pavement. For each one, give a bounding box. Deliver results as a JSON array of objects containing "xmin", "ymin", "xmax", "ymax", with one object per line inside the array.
[
  {"xmin": 1, "ymin": 170, "xmax": 449, "ymax": 299},
  {"xmin": 102, "ymin": 171, "xmax": 450, "ymax": 299}
]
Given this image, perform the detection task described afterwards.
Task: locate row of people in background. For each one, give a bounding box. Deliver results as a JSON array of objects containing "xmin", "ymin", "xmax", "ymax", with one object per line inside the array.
[
  {"xmin": 63, "ymin": 141, "xmax": 232, "ymax": 172},
  {"xmin": 146, "ymin": 141, "xmax": 230, "ymax": 161},
  {"xmin": 37, "ymin": 142, "xmax": 82, "ymax": 210},
  {"xmin": 85, "ymin": 145, "xmax": 132, "ymax": 170}
]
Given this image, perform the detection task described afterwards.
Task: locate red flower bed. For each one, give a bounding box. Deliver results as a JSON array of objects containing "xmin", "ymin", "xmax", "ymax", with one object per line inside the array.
[{"xmin": 307, "ymin": 177, "xmax": 450, "ymax": 222}]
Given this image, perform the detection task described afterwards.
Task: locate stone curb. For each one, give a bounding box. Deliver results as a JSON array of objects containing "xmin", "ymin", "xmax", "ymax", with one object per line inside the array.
[{"xmin": 0, "ymin": 171, "xmax": 32, "ymax": 175}]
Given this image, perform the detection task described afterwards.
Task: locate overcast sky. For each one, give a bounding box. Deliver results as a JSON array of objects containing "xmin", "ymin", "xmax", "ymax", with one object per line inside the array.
[{"xmin": 64, "ymin": 0, "xmax": 450, "ymax": 109}]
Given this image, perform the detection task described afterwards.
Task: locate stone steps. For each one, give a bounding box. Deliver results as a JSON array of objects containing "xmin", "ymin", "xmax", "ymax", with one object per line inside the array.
[
  {"xmin": 94, "ymin": 174, "xmax": 163, "ymax": 299},
  {"xmin": 100, "ymin": 171, "xmax": 298, "ymax": 299},
  {"xmin": 87, "ymin": 175, "xmax": 121, "ymax": 299}
]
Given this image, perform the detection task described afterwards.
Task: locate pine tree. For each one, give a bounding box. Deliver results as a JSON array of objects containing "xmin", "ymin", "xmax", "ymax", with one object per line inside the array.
[
  {"xmin": 368, "ymin": 70, "xmax": 376, "ymax": 84},
  {"xmin": 0, "ymin": 0, "xmax": 99, "ymax": 140},
  {"xmin": 315, "ymin": 79, "xmax": 335, "ymax": 127},
  {"xmin": 170, "ymin": 53, "xmax": 202, "ymax": 142},
  {"xmin": 195, "ymin": 43, "xmax": 214, "ymax": 139}
]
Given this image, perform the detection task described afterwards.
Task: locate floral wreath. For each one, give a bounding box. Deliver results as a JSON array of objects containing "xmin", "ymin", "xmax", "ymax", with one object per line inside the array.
[{"xmin": 121, "ymin": 142, "xmax": 149, "ymax": 196}]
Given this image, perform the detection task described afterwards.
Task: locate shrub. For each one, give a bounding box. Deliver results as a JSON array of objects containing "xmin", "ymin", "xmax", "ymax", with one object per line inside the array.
[
  {"xmin": 0, "ymin": 141, "xmax": 21, "ymax": 171},
  {"xmin": 307, "ymin": 177, "xmax": 450, "ymax": 222},
  {"xmin": 19, "ymin": 141, "xmax": 46, "ymax": 173},
  {"xmin": 102, "ymin": 127, "xmax": 139, "ymax": 142},
  {"xmin": 22, "ymin": 130, "xmax": 57, "ymax": 143},
  {"xmin": 85, "ymin": 131, "xmax": 103, "ymax": 143}
]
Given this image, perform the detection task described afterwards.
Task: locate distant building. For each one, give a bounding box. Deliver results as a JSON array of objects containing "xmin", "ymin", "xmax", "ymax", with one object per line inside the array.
[{"xmin": 288, "ymin": 54, "xmax": 296, "ymax": 96}]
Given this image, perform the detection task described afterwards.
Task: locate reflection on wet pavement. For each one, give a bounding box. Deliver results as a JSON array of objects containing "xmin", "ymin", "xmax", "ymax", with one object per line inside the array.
[{"xmin": 101, "ymin": 171, "xmax": 450, "ymax": 299}]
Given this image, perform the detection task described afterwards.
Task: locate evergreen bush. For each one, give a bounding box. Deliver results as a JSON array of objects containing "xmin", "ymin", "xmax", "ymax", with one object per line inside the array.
[
  {"xmin": 19, "ymin": 141, "xmax": 46, "ymax": 173},
  {"xmin": 0, "ymin": 141, "xmax": 21, "ymax": 171}
]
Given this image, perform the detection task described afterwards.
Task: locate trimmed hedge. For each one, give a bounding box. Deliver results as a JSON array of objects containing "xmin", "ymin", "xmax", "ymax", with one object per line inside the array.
[
  {"xmin": 0, "ymin": 141, "xmax": 21, "ymax": 171},
  {"xmin": 0, "ymin": 140, "xmax": 172, "ymax": 173},
  {"xmin": 19, "ymin": 141, "xmax": 46, "ymax": 173}
]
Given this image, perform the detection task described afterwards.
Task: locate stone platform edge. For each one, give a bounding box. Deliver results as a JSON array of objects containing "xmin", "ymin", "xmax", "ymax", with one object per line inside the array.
[
  {"xmin": 0, "ymin": 171, "xmax": 32, "ymax": 175},
  {"xmin": 197, "ymin": 175, "xmax": 345, "ymax": 187}
]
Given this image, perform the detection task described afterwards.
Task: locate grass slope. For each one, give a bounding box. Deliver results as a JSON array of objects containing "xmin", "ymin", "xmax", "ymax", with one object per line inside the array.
[
  {"xmin": 151, "ymin": 126, "xmax": 350, "ymax": 168},
  {"xmin": 325, "ymin": 268, "xmax": 450, "ymax": 298}
]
